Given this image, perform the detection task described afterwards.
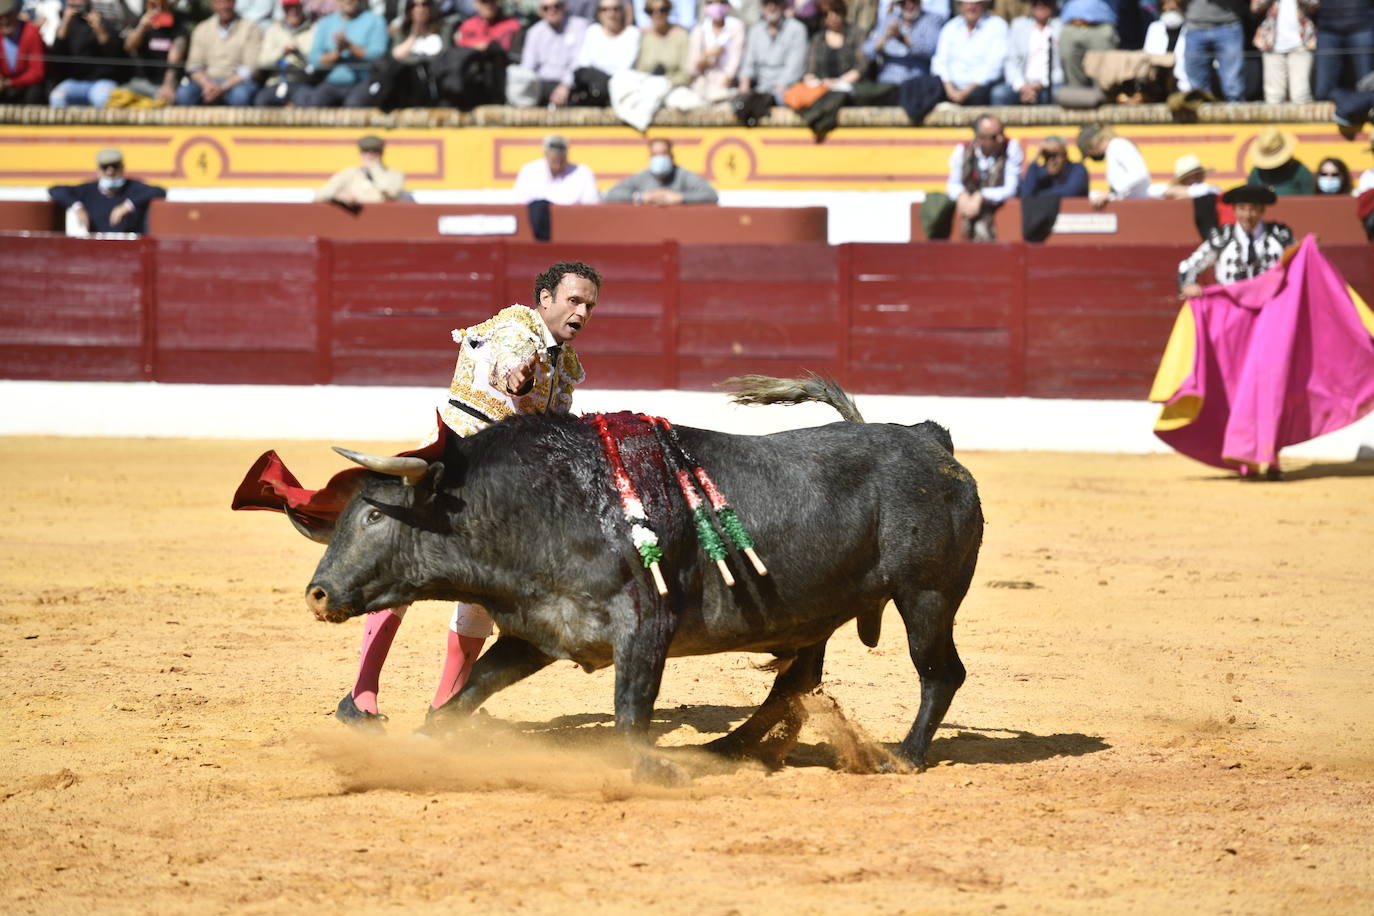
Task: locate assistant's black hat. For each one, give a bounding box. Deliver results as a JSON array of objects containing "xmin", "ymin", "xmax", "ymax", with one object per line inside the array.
[{"xmin": 1221, "ymin": 184, "xmax": 1277, "ymax": 206}]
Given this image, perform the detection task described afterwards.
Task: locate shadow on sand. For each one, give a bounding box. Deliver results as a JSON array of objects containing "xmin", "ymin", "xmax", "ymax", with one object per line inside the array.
[
  {"xmin": 500, "ymin": 708, "xmax": 1109, "ymax": 771},
  {"xmin": 1194, "ymin": 458, "xmax": 1374, "ymax": 483}
]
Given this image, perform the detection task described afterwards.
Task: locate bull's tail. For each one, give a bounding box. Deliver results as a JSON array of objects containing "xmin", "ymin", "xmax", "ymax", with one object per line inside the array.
[{"xmin": 719, "ymin": 372, "xmax": 865, "ymax": 424}]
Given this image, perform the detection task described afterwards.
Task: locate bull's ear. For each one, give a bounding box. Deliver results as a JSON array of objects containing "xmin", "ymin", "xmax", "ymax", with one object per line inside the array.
[
  {"xmin": 413, "ymin": 461, "xmax": 445, "ymax": 510},
  {"xmin": 286, "ymin": 507, "xmax": 334, "ymax": 545}
]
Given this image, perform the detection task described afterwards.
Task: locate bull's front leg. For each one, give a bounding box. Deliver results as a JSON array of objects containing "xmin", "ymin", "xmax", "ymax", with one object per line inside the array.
[{"xmin": 611, "ymin": 601, "xmax": 686, "ymax": 786}]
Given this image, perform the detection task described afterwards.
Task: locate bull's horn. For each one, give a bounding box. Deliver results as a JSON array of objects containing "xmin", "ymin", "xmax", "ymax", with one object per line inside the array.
[{"xmin": 333, "ymin": 447, "xmax": 429, "ymax": 485}]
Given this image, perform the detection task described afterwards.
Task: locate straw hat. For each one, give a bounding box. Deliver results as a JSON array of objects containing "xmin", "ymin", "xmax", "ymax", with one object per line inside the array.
[
  {"xmin": 1250, "ymin": 127, "xmax": 1296, "ymax": 170},
  {"xmin": 1172, "ymin": 154, "xmax": 1208, "ymax": 181}
]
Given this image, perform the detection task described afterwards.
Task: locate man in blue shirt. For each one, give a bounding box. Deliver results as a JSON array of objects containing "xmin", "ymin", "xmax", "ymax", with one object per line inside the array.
[
  {"xmin": 1019, "ymin": 134, "xmax": 1089, "ymax": 197},
  {"xmin": 302, "ymin": 0, "xmax": 387, "ymax": 107},
  {"xmin": 1058, "ymin": 0, "xmax": 1117, "ymax": 88},
  {"xmin": 49, "ymin": 148, "xmax": 167, "ymax": 235},
  {"xmin": 863, "ymin": 0, "xmax": 947, "ymax": 85}
]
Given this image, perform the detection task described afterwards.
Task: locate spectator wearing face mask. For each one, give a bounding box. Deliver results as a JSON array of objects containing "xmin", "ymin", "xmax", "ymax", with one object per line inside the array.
[
  {"xmin": 48, "ymin": 148, "xmax": 168, "ymax": 235},
  {"xmin": 604, "ymin": 137, "xmax": 719, "ymax": 205},
  {"xmin": 688, "ymin": 0, "xmax": 746, "ymax": 103},
  {"xmin": 1313, "ymin": 157, "xmax": 1352, "ymax": 195}
]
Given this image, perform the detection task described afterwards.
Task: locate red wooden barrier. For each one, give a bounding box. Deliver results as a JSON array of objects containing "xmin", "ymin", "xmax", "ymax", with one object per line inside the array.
[{"xmin": 3, "ymin": 233, "xmax": 1371, "ymax": 401}]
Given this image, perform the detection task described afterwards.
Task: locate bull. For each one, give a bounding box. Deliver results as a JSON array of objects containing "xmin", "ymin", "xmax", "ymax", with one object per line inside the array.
[{"xmin": 292, "ymin": 376, "xmax": 982, "ymax": 781}]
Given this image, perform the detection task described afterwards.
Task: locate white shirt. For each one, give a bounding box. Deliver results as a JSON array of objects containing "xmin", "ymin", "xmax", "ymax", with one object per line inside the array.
[
  {"xmin": 1273, "ymin": 0, "xmax": 1302, "ymax": 53},
  {"xmin": 1357, "ymin": 168, "xmax": 1374, "ymax": 195},
  {"xmin": 1105, "ymin": 136, "xmax": 1151, "ymax": 200},
  {"xmin": 1025, "ymin": 22, "xmax": 1052, "ymax": 87},
  {"xmin": 513, "ymin": 158, "xmax": 602, "ymax": 205},
  {"xmin": 1142, "ymin": 20, "xmax": 1190, "ymax": 92},
  {"xmin": 1148, "ymin": 180, "xmax": 1222, "ymax": 199},
  {"xmin": 576, "ymin": 23, "xmax": 642, "ymax": 74}
]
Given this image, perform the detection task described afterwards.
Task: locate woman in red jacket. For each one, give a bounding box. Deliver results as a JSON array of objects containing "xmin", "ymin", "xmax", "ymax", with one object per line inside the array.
[{"xmin": 0, "ymin": 0, "xmax": 46, "ymax": 104}]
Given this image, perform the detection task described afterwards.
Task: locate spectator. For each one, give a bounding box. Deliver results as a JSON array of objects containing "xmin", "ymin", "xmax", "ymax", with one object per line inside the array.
[
  {"xmin": 177, "ymin": 0, "xmax": 264, "ymax": 105},
  {"xmin": 738, "ymin": 0, "xmax": 807, "ymax": 103},
  {"xmin": 634, "ymin": 0, "xmax": 695, "ymax": 31},
  {"xmin": 1182, "ymin": 0, "xmax": 1244, "ymax": 101},
  {"xmin": 1177, "ymin": 184, "xmax": 1292, "ymax": 298},
  {"xmin": 573, "ymin": 0, "xmax": 640, "ymax": 104},
  {"xmin": 1313, "ymin": 0, "xmax": 1374, "ymax": 101},
  {"xmin": 49, "ymin": 148, "xmax": 167, "ymax": 235},
  {"xmin": 304, "ymin": 0, "xmax": 388, "ymax": 106},
  {"xmin": 316, "ymin": 135, "xmax": 407, "ymax": 207},
  {"xmin": 805, "ymin": 0, "xmax": 866, "ymax": 86},
  {"xmin": 1077, "ymin": 123, "xmax": 1150, "ymax": 208},
  {"xmin": 862, "ymin": 0, "xmax": 946, "ymax": 86},
  {"xmin": 993, "ymin": 0, "xmax": 1061, "ymax": 104},
  {"xmin": 513, "ymin": 133, "xmax": 602, "ymax": 204},
  {"xmin": 1250, "ymin": 0, "xmax": 1315, "ymax": 103},
  {"xmin": 1141, "ymin": 0, "xmax": 1189, "ymax": 92},
  {"xmin": 1056, "ymin": 0, "xmax": 1115, "ymax": 89},
  {"xmin": 121, "ymin": 0, "xmax": 188, "ymax": 105},
  {"xmin": 1020, "ymin": 134, "xmax": 1089, "ymax": 197},
  {"xmin": 458, "ymin": 0, "xmax": 521, "ymax": 52},
  {"xmin": 635, "ymin": 0, "xmax": 691, "ymax": 87},
  {"xmin": 945, "ymin": 113, "xmax": 1022, "ymax": 239},
  {"xmin": 932, "ymin": 0, "xmax": 1009, "ymax": 106},
  {"xmin": 368, "ymin": 0, "xmax": 450, "ymax": 109},
  {"xmin": 253, "ymin": 0, "xmax": 316, "ymax": 105},
  {"xmin": 1313, "ymin": 156, "xmax": 1352, "ymax": 195},
  {"xmin": 48, "ymin": 0, "xmax": 124, "ymax": 109},
  {"xmin": 514, "ymin": 0, "xmax": 590, "ymax": 107},
  {"xmin": 0, "ymin": 0, "xmax": 45, "ymax": 104},
  {"xmin": 687, "ymin": 0, "xmax": 745, "ymax": 102},
  {"xmin": 1150, "ymin": 153, "xmax": 1221, "ymax": 198},
  {"xmin": 1246, "ymin": 126, "xmax": 1314, "ymax": 195},
  {"xmin": 605, "ymin": 137, "xmax": 719, "ymax": 205}
]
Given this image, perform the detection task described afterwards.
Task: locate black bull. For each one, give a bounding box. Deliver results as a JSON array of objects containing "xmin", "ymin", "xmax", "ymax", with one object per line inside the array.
[{"xmin": 295, "ymin": 380, "xmax": 983, "ymax": 777}]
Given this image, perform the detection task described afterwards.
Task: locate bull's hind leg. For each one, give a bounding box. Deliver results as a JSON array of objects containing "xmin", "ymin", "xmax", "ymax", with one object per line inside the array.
[
  {"xmin": 894, "ymin": 588, "xmax": 966, "ymax": 770},
  {"xmin": 703, "ymin": 640, "xmax": 828, "ymax": 770}
]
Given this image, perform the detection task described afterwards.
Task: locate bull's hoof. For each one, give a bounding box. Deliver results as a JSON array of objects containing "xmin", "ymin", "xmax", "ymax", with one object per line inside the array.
[
  {"xmin": 335, "ymin": 693, "xmax": 388, "ymax": 731},
  {"xmin": 415, "ymin": 703, "xmax": 483, "ymax": 739},
  {"xmin": 632, "ymin": 755, "xmax": 692, "ymax": 788}
]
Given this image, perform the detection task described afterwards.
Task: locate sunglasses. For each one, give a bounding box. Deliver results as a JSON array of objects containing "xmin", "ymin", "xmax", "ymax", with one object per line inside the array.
[
  {"xmin": 541, "ymin": 2, "xmax": 563, "ymax": 9},
  {"xmin": 1318, "ymin": 170, "xmax": 1341, "ymax": 177},
  {"xmin": 648, "ymin": 4, "xmax": 670, "ymax": 10}
]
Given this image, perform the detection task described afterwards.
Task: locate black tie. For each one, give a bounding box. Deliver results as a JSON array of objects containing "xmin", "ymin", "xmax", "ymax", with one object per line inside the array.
[{"xmin": 547, "ymin": 344, "xmax": 563, "ymax": 373}]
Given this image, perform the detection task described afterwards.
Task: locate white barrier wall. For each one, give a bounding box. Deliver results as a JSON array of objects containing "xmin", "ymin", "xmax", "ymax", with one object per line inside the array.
[{"xmin": 4, "ymin": 381, "xmax": 1372, "ymax": 459}]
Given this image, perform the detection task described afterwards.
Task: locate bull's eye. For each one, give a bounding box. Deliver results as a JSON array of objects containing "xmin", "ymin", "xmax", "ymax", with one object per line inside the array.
[{"xmin": 364, "ymin": 508, "xmax": 384, "ymax": 526}]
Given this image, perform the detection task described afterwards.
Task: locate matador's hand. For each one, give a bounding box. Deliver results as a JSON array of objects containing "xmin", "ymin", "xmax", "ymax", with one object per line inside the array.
[{"xmin": 504, "ymin": 350, "xmax": 539, "ymax": 396}]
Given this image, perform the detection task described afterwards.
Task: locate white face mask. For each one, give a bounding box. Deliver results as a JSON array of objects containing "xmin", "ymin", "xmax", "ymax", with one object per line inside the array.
[
  {"xmin": 1160, "ymin": 10, "xmax": 1184, "ymax": 27},
  {"xmin": 99, "ymin": 176, "xmax": 126, "ymax": 192},
  {"xmin": 648, "ymin": 154, "xmax": 674, "ymax": 178},
  {"xmin": 1317, "ymin": 175, "xmax": 1342, "ymax": 194}
]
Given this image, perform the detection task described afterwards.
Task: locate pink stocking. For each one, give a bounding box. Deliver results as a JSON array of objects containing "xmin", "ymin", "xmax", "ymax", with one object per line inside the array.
[
  {"xmin": 350, "ymin": 608, "xmax": 403, "ymax": 715},
  {"xmin": 431, "ymin": 632, "xmax": 487, "ymax": 710}
]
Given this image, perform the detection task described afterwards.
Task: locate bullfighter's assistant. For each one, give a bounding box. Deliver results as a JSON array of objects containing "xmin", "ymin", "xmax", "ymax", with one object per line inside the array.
[{"xmin": 337, "ymin": 260, "xmax": 601, "ymax": 727}]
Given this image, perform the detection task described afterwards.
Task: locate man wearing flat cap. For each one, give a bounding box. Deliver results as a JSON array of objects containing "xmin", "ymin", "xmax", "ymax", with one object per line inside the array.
[
  {"xmin": 48, "ymin": 148, "xmax": 168, "ymax": 235},
  {"xmin": 1177, "ymin": 184, "xmax": 1293, "ymax": 300},
  {"xmin": 315, "ymin": 135, "xmax": 407, "ymax": 209},
  {"xmin": 1245, "ymin": 127, "xmax": 1314, "ymax": 196}
]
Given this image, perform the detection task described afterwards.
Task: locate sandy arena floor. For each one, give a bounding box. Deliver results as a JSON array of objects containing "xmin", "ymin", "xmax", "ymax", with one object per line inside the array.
[{"xmin": 3, "ymin": 434, "xmax": 1372, "ymax": 914}]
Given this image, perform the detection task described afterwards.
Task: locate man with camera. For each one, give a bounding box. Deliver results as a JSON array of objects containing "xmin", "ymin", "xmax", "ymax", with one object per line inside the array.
[{"xmin": 47, "ymin": 0, "xmax": 122, "ymax": 108}]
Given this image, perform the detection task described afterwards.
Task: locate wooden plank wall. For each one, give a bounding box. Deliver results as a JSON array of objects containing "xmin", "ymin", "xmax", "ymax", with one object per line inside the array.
[{"xmin": 3, "ymin": 235, "xmax": 1370, "ymax": 401}]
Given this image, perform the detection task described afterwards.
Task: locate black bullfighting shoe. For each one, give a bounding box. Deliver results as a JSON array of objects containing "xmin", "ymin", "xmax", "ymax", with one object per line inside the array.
[{"xmin": 335, "ymin": 693, "xmax": 388, "ymax": 731}]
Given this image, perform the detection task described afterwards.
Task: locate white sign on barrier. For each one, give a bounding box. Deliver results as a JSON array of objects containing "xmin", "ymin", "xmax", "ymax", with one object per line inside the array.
[
  {"xmin": 1052, "ymin": 213, "xmax": 1119, "ymax": 234},
  {"xmin": 437, "ymin": 214, "xmax": 519, "ymax": 236}
]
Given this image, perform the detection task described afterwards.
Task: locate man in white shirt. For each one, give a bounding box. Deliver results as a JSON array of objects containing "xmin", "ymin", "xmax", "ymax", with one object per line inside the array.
[
  {"xmin": 1077, "ymin": 123, "xmax": 1150, "ymax": 209},
  {"xmin": 991, "ymin": 0, "xmax": 1062, "ymax": 106},
  {"xmin": 945, "ymin": 113, "xmax": 1024, "ymax": 240},
  {"xmin": 931, "ymin": 0, "xmax": 1008, "ymax": 106},
  {"xmin": 513, "ymin": 133, "xmax": 602, "ymax": 205},
  {"xmin": 1149, "ymin": 153, "xmax": 1222, "ymax": 199}
]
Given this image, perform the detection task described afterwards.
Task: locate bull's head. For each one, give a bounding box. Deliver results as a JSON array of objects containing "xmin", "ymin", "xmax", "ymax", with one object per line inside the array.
[{"xmin": 304, "ymin": 447, "xmax": 452, "ymax": 623}]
